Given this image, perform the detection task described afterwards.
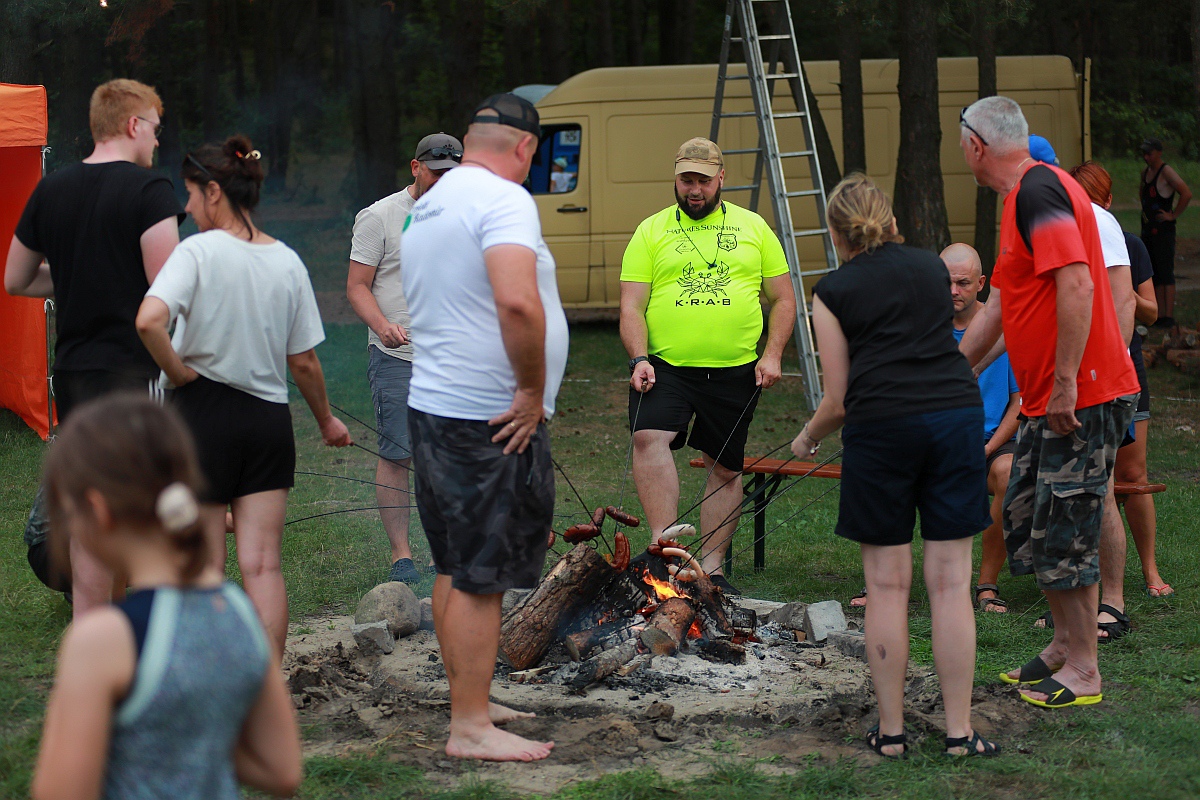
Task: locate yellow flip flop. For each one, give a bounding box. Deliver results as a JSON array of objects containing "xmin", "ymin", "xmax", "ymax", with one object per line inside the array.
[
  {"xmin": 998, "ymin": 655, "xmax": 1059, "ymax": 685},
  {"xmin": 1020, "ymin": 677, "xmax": 1102, "ymax": 708}
]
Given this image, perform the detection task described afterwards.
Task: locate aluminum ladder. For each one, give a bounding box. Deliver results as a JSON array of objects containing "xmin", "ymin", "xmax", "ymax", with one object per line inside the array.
[{"xmin": 710, "ymin": 0, "xmax": 840, "ymax": 411}]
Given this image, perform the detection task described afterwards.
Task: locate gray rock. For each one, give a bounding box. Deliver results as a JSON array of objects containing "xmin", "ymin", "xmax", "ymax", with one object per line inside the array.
[
  {"xmin": 418, "ymin": 597, "xmax": 435, "ymax": 631},
  {"xmin": 645, "ymin": 701, "xmax": 675, "ymax": 721},
  {"xmin": 355, "ymin": 582, "xmax": 420, "ymax": 638},
  {"xmin": 352, "ymin": 620, "xmax": 395, "ymax": 655},
  {"xmin": 803, "ymin": 600, "xmax": 847, "ymax": 643},
  {"xmin": 827, "ymin": 629, "xmax": 867, "ymax": 660},
  {"xmin": 767, "ymin": 601, "xmax": 808, "ymax": 630},
  {"xmin": 502, "ymin": 588, "xmax": 532, "ymax": 614}
]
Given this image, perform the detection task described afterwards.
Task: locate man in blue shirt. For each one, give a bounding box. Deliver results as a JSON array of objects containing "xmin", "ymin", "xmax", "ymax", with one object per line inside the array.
[{"xmin": 943, "ymin": 243, "xmax": 1020, "ymax": 613}]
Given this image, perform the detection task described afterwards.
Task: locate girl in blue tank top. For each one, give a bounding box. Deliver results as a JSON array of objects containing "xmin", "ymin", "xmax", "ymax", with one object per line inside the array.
[{"xmin": 31, "ymin": 394, "xmax": 302, "ymax": 800}]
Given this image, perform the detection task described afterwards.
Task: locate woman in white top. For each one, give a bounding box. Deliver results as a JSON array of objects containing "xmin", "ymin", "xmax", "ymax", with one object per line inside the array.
[{"xmin": 136, "ymin": 134, "xmax": 351, "ymax": 656}]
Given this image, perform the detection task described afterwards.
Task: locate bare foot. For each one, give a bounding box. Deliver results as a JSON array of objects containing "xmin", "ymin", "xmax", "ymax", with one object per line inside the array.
[
  {"xmin": 445, "ymin": 723, "xmax": 554, "ymax": 762},
  {"xmin": 849, "ymin": 590, "xmax": 867, "ymax": 608},
  {"xmin": 490, "ymin": 702, "xmax": 535, "ymax": 725}
]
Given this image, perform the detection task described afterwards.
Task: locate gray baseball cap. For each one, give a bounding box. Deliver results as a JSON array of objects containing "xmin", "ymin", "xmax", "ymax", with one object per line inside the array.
[{"xmin": 415, "ymin": 133, "xmax": 463, "ymax": 170}]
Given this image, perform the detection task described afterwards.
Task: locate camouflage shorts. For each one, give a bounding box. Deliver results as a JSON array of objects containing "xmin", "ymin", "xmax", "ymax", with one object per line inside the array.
[
  {"xmin": 409, "ymin": 408, "xmax": 554, "ymax": 595},
  {"xmin": 1003, "ymin": 395, "xmax": 1138, "ymax": 591}
]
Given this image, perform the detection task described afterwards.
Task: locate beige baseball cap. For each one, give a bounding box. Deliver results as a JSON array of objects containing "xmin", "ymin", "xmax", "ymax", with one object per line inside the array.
[{"xmin": 674, "ymin": 137, "xmax": 724, "ymax": 177}]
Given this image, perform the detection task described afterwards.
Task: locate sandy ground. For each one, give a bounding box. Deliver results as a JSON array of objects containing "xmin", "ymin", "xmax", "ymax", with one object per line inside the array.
[{"xmin": 284, "ymin": 598, "xmax": 1036, "ymax": 794}]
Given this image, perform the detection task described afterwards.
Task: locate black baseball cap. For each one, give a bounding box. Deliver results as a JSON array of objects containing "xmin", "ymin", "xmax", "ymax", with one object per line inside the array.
[
  {"xmin": 1140, "ymin": 137, "xmax": 1164, "ymax": 154},
  {"xmin": 414, "ymin": 132, "xmax": 463, "ymax": 170},
  {"xmin": 471, "ymin": 93, "xmax": 541, "ymax": 139}
]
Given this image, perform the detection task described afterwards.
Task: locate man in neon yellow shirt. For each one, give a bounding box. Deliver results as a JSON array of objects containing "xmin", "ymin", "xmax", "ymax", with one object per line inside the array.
[{"xmin": 620, "ymin": 137, "xmax": 795, "ymax": 595}]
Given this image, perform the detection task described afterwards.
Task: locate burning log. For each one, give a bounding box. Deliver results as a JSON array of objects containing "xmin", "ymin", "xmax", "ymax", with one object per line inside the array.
[
  {"xmin": 499, "ymin": 543, "xmax": 615, "ymax": 669},
  {"xmin": 688, "ymin": 572, "xmax": 735, "ymax": 639},
  {"xmin": 567, "ymin": 639, "xmax": 641, "ymax": 693},
  {"xmin": 640, "ymin": 597, "xmax": 696, "ymax": 656},
  {"xmin": 699, "ymin": 637, "xmax": 746, "ymax": 665},
  {"xmin": 563, "ymin": 618, "xmax": 641, "ymax": 662}
]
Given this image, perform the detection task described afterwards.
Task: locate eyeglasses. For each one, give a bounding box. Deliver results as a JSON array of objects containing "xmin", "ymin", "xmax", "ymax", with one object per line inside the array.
[
  {"xmin": 959, "ymin": 108, "xmax": 988, "ymax": 147},
  {"xmin": 419, "ymin": 145, "xmax": 463, "ymax": 162},
  {"xmin": 136, "ymin": 116, "xmax": 164, "ymax": 138}
]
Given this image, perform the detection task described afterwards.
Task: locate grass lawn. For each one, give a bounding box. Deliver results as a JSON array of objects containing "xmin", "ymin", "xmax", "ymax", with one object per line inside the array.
[{"xmin": 2, "ymin": 171, "xmax": 1199, "ymax": 798}]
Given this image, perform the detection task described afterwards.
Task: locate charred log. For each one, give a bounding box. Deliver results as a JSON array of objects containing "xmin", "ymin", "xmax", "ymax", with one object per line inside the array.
[
  {"xmin": 640, "ymin": 597, "xmax": 696, "ymax": 656},
  {"xmin": 567, "ymin": 639, "xmax": 641, "ymax": 693}
]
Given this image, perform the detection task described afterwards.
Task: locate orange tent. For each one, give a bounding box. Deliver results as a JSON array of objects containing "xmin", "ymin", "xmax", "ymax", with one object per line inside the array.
[{"xmin": 0, "ymin": 83, "xmax": 53, "ymax": 439}]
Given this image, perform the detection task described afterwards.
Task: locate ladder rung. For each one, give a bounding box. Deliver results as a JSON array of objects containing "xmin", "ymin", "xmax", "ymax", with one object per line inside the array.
[
  {"xmin": 731, "ymin": 35, "xmax": 790, "ymax": 42},
  {"xmin": 722, "ymin": 184, "xmax": 758, "ymax": 192},
  {"xmin": 726, "ymin": 73, "xmax": 799, "ymax": 81},
  {"xmin": 793, "ymin": 228, "xmax": 829, "ymax": 237},
  {"xmin": 721, "ymin": 148, "xmax": 761, "ymax": 155},
  {"xmin": 799, "ymin": 267, "xmax": 837, "ymax": 278},
  {"xmin": 773, "ymin": 112, "xmax": 807, "ymax": 119},
  {"xmin": 718, "ymin": 111, "xmax": 758, "ymax": 118},
  {"xmin": 786, "ymin": 189, "xmax": 823, "ymax": 198},
  {"xmin": 778, "ymin": 150, "xmax": 814, "ymax": 158}
]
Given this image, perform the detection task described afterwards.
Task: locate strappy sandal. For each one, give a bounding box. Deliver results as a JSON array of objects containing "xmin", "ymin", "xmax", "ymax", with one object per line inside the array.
[
  {"xmin": 850, "ymin": 587, "xmax": 868, "ymax": 608},
  {"xmin": 974, "ymin": 583, "xmax": 1008, "ymax": 613},
  {"xmin": 866, "ymin": 724, "xmax": 907, "ymax": 758},
  {"xmin": 945, "ymin": 731, "xmax": 1000, "ymax": 756},
  {"xmin": 1097, "ymin": 603, "xmax": 1131, "ymax": 643},
  {"xmin": 1032, "ymin": 609, "xmax": 1054, "ymax": 629}
]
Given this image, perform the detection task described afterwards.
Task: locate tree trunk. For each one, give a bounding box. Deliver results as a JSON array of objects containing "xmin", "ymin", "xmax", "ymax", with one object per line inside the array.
[
  {"xmin": 499, "ymin": 544, "xmax": 615, "ymax": 670},
  {"xmin": 837, "ymin": 6, "xmax": 865, "ymax": 175},
  {"xmin": 342, "ymin": 0, "xmax": 399, "ymax": 208},
  {"xmin": 0, "ymin": 2, "xmax": 36, "ymax": 84},
  {"xmin": 657, "ymin": 0, "xmax": 677, "ymax": 64},
  {"xmin": 627, "ymin": 0, "xmax": 646, "ymax": 65},
  {"xmin": 442, "ymin": 0, "xmax": 486, "ymax": 135},
  {"xmin": 801, "ymin": 61, "xmax": 843, "ymax": 194},
  {"xmin": 893, "ymin": 0, "xmax": 950, "ymax": 252},
  {"xmin": 640, "ymin": 597, "xmax": 696, "ymax": 656},
  {"xmin": 973, "ymin": 0, "xmax": 998, "ymax": 281},
  {"xmin": 592, "ymin": 2, "xmax": 614, "ymax": 67},
  {"xmin": 539, "ymin": 1, "xmax": 573, "ymax": 82},
  {"xmin": 1192, "ymin": 0, "xmax": 1200, "ymax": 138},
  {"xmin": 675, "ymin": 0, "xmax": 697, "ymax": 64},
  {"xmin": 201, "ymin": 0, "xmax": 223, "ymax": 141}
]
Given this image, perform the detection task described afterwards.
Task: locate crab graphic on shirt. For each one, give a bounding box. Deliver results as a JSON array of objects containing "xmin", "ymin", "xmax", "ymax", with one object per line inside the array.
[{"xmin": 676, "ymin": 262, "xmax": 731, "ymax": 297}]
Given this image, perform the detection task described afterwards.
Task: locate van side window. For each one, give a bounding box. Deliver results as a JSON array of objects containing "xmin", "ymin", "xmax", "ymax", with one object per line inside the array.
[{"xmin": 530, "ymin": 125, "xmax": 581, "ymax": 194}]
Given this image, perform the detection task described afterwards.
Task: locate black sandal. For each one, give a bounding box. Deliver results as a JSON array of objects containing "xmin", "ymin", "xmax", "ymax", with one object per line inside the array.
[
  {"xmin": 974, "ymin": 583, "xmax": 1008, "ymax": 612},
  {"xmin": 866, "ymin": 725, "xmax": 907, "ymax": 758},
  {"xmin": 1097, "ymin": 603, "xmax": 1131, "ymax": 643},
  {"xmin": 945, "ymin": 731, "xmax": 1000, "ymax": 757}
]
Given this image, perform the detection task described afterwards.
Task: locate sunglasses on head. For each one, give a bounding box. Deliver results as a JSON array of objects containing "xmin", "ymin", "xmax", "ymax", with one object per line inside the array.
[
  {"xmin": 185, "ymin": 153, "xmax": 217, "ymax": 183},
  {"xmin": 959, "ymin": 108, "xmax": 989, "ymax": 147},
  {"xmin": 420, "ymin": 145, "xmax": 463, "ymax": 162}
]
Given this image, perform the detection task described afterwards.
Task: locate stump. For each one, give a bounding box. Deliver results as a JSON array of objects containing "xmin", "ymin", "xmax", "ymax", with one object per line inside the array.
[
  {"xmin": 640, "ymin": 597, "xmax": 696, "ymax": 656},
  {"xmin": 499, "ymin": 543, "xmax": 614, "ymax": 669}
]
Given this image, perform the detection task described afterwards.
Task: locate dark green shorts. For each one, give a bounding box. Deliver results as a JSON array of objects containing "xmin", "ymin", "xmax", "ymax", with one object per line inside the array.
[{"xmin": 1003, "ymin": 395, "xmax": 1138, "ymax": 591}]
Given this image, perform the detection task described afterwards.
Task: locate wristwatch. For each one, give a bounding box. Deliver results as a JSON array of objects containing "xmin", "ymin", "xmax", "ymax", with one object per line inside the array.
[{"xmin": 629, "ymin": 355, "xmax": 649, "ymax": 373}]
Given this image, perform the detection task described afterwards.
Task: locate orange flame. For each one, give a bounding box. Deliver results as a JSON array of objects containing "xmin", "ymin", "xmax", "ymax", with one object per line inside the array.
[
  {"xmin": 687, "ymin": 620, "xmax": 703, "ymax": 639},
  {"xmin": 643, "ymin": 573, "xmax": 683, "ymax": 601}
]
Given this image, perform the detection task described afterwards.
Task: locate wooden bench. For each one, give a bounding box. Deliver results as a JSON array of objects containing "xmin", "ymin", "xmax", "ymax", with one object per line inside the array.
[{"xmin": 689, "ymin": 457, "xmax": 1167, "ymax": 575}]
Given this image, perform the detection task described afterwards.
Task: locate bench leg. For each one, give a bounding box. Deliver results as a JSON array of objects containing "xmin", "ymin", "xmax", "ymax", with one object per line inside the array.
[{"xmin": 754, "ymin": 473, "xmax": 766, "ymax": 573}]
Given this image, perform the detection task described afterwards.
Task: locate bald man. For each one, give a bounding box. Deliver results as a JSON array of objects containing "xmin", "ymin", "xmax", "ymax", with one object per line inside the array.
[{"xmin": 943, "ymin": 243, "xmax": 1021, "ymax": 613}]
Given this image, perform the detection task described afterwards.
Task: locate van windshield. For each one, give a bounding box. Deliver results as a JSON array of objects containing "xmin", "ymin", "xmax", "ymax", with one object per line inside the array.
[{"xmin": 530, "ymin": 124, "xmax": 581, "ymax": 195}]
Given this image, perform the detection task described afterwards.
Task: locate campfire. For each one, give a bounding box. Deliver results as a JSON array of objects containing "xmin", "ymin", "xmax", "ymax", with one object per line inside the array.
[{"xmin": 498, "ymin": 512, "xmax": 757, "ymax": 693}]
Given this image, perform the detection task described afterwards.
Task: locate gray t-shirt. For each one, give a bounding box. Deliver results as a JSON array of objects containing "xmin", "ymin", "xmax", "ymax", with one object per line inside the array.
[{"xmin": 350, "ymin": 187, "xmax": 416, "ymax": 361}]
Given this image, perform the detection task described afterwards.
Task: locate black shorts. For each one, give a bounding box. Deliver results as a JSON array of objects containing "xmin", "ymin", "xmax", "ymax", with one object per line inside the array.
[
  {"xmin": 1142, "ymin": 226, "xmax": 1176, "ymax": 285},
  {"xmin": 172, "ymin": 376, "xmax": 295, "ymax": 504},
  {"xmin": 27, "ymin": 538, "xmax": 71, "ymax": 593},
  {"xmin": 408, "ymin": 408, "xmax": 554, "ymax": 595},
  {"xmin": 630, "ymin": 355, "xmax": 760, "ymax": 472},
  {"xmin": 53, "ymin": 368, "xmax": 157, "ymax": 421},
  {"xmin": 985, "ymin": 438, "xmax": 1017, "ymax": 474},
  {"xmin": 837, "ymin": 406, "xmax": 991, "ymax": 546}
]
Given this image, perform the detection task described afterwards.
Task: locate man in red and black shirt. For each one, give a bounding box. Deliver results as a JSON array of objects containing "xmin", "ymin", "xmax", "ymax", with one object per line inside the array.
[{"xmin": 959, "ymin": 96, "xmax": 1140, "ymax": 710}]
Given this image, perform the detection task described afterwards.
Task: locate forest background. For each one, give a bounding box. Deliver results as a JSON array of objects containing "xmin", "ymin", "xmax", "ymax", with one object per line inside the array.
[{"xmin": 3, "ymin": 0, "xmax": 1200, "ymax": 256}]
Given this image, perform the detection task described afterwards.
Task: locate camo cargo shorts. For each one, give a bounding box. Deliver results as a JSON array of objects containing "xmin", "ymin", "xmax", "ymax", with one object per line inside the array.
[
  {"xmin": 1003, "ymin": 394, "xmax": 1138, "ymax": 591},
  {"xmin": 408, "ymin": 408, "xmax": 554, "ymax": 595}
]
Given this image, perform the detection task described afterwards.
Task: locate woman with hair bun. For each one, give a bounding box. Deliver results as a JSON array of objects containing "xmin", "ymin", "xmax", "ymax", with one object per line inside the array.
[
  {"xmin": 136, "ymin": 134, "xmax": 352, "ymax": 657},
  {"xmin": 790, "ymin": 174, "xmax": 997, "ymax": 758},
  {"xmin": 32, "ymin": 393, "xmax": 302, "ymax": 800}
]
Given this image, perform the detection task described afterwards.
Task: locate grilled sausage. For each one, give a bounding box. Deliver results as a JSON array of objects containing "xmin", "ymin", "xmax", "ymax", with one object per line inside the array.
[
  {"xmin": 613, "ymin": 532, "xmax": 630, "ymax": 571},
  {"xmin": 546, "ymin": 530, "xmax": 556, "ymax": 549},
  {"xmin": 563, "ymin": 522, "xmax": 601, "ymax": 543},
  {"xmin": 605, "ymin": 506, "xmax": 640, "ymax": 528},
  {"xmin": 591, "ymin": 507, "xmax": 606, "ymax": 528}
]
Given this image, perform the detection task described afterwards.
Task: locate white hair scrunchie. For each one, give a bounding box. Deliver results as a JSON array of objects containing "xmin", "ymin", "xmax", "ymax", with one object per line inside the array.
[{"xmin": 156, "ymin": 482, "xmax": 199, "ymax": 534}]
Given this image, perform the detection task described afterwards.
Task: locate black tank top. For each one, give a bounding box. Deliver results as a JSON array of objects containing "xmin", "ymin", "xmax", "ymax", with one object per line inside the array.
[{"xmin": 1141, "ymin": 163, "xmax": 1175, "ymax": 234}]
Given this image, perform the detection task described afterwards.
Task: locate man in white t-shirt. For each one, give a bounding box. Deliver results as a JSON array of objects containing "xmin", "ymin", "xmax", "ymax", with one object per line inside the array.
[
  {"xmin": 347, "ymin": 132, "xmax": 462, "ymax": 584},
  {"xmin": 402, "ymin": 93, "xmax": 565, "ymax": 763}
]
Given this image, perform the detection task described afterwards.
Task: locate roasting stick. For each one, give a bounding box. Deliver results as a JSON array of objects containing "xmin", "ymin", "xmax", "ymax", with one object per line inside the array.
[
  {"xmin": 551, "ymin": 457, "xmax": 614, "ymax": 556},
  {"xmin": 685, "ymin": 387, "xmax": 762, "ymax": 510}
]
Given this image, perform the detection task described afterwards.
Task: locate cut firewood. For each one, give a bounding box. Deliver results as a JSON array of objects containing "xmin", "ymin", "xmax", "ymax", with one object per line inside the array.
[
  {"xmin": 698, "ymin": 637, "xmax": 746, "ymax": 664},
  {"xmin": 567, "ymin": 639, "xmax": 641, "ymax": 693},
  {"xmin": 507, "ymin": 665, "xmax": 558, "ymax": 683},
  {"xmin": 688, "ymin": 572, "xmax": 735, "ymax": 639},
  {"xmin": 617, "ymin": 653, "xmax": 654, "ymax": 677},
  {"xmin": 499, "ymin": 543, "xmax": 616, "ymax": 670},
  {"xmin": 563, "ymin": 618, "xmax": 641, "ymax": 662},
  {"xmin": 640, "ymin": 597, "xmax": 696, "ymax": 656}
]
